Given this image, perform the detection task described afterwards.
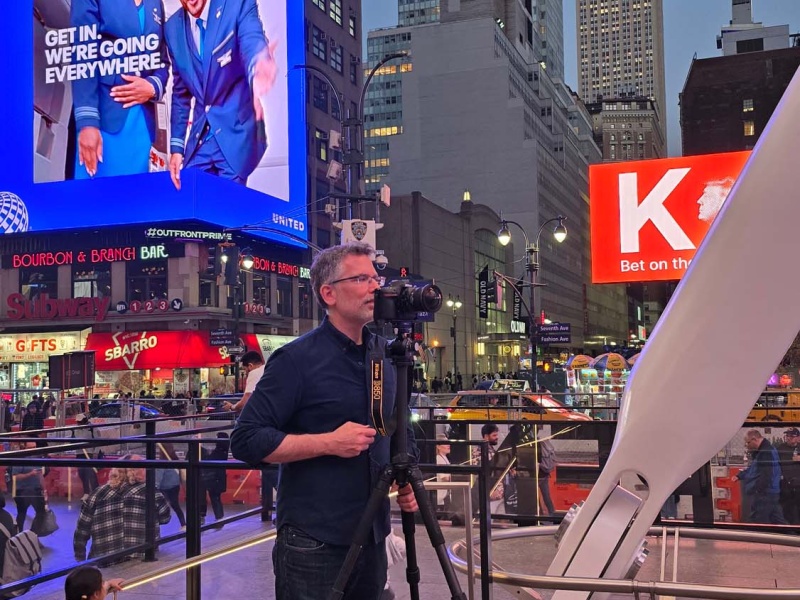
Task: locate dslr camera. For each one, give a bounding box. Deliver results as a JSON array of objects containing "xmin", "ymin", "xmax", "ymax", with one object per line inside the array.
[{"xmin": 373, "ymin": 279, "xmax": 443, "ymax": 323}]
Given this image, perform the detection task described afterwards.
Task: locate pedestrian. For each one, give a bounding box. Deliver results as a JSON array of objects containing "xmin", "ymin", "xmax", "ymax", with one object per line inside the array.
[
  {"xmin": 223, "ymin": 351, "xmax": 265, "ymax": 414},
  {"xmin": 232, "ymin": 242, "xmax": 418, "ymax": 600},
  {"xmin": 472, "ymin": 424, "xmax": 505, "ymax": 513},
  {"xmin": 155, "ymin": 444, "xmax": 186, "ymax": 528},
  {"xmin": 0, "ymin": 494, "xmax": 17, "ymax": 568},
  {"xmin": 74, "ymin": 466, "xmax": 128, "ymax": 564},
  {"xmin": 73, "ymin": 414, "xmax": 99, "ymax": 500},
  {"xmin": 20, "ymin": 403, "xmax": 43, "ymax": 432},
  {"xmin": 536, "ymin": 429, "xmax": 557, "ymax": 519},
  {"xmin": 778, "ymin": 427, "xmax": 800, "ymax": 524},
  {"xmin": 733, "ymin": 429, "xmax": 787, "ymax": 524},
  {"xmin": 435, "ymin": 434, "xmax": 452, "ymax": 513},
  {"xmin": 9, "ymin": 442, "xmax": 46, "ymax": 532},
  {"xmin": 64, "ymin": 566, "xmax": 124, "ymax": 600},
  {"xmin": 200, "ymin": 433, "xmax": 229, "ymax": 526}
]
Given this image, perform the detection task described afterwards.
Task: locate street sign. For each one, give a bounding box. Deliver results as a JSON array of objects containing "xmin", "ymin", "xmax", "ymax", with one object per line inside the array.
[
  {"xmin": 539, "ymin": 334, "xmax": 571, "ymax": 345},
  {"xmin": 539, "ymin": 322, "xmax": 571, "ymax": 334},
  {"xmin": 226, "ymin": 345, "xmax": 246, "ymax": 355},
  {"xmin": 210, "ymin": 328, "xmax": 236, "ymax": 347}
]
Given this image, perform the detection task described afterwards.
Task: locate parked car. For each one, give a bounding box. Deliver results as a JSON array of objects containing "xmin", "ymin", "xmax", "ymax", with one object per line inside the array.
[{"xmin": 89, "ymin": 402, "xmax": 162, "ymax": 420}]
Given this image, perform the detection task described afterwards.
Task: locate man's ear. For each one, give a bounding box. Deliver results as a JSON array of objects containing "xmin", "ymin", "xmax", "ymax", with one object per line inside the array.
[{"xmin": 319, "ymin": 284, "xmax": 336, "ymax": 307}]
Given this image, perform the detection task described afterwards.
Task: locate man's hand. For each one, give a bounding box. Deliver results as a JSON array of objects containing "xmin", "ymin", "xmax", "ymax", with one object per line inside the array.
[
  {"xmin": 252, "ymin": 42, "xmax": 279, "ymax": 121},
  {"xmin": 111, "ymin": 74, "xmax": 156, "ymax": 108},
  {"xmin": 393, "ymin": 483, "xmax": 418, "ymax": 513},
  {"xmin": 78, "ymin": 127, "xmax": 103, "ymax": 177},
  {"xmin": 222, "ymin": 401, "xmax": 235, "ymax": 412},
  {"xmin": 169, "ymin": 153, "xmax": 183, "ymax": 190},
  {"xmin": 327, "ymin": 422, "xmax": 376, "ymax": 458},
  {"xmin": 731, "ymin": 474, "xmax": 739, "ymax": 482}
]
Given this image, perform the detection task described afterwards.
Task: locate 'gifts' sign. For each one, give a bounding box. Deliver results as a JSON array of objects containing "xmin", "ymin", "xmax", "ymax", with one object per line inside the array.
[{"xmin": 590, "ymin": 151, "xmax": 751, "ymax": 283}]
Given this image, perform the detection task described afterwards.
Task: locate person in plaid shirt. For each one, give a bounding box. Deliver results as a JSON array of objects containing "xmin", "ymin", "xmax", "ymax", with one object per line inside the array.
[
  {"xmin": 73, "ymin": 467, "xmax": 128, "ymax": 565},
  {"xmin": 121, "ymin": 457, "xmax": 171, "ymax": 559}
]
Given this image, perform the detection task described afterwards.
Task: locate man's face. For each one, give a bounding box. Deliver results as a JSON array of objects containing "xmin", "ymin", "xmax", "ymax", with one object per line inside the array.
[
  {"xmin": 744, "ymin": 435, "xmax": 760, "ymax": 451},
  {"xmin": 697, "ymin": 180, "xmax": 734, "ymax": 222},
  {"xmin": 484, "ymin": 431, "xmax": 499, "ymax": 446},
  {"xmin": 180, "ymin": 0, "xmax": 208, "ymax": 18},
  {"xmin": 321, "ymin": 254, "xmax": 381, "ymax": 328},
  {"xmin": 786, "ymin": 434, "xmax": 799, "ymax": 447}
]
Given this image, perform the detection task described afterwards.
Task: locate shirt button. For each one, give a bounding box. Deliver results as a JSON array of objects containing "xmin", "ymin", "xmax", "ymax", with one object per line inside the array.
[
  {"xmin": 205, "ymin": 105, "xmax": 211, "ymax": 113},
  {"xmin": 135, "ymin": 71, "xmax": 141, "ymax": 77}
]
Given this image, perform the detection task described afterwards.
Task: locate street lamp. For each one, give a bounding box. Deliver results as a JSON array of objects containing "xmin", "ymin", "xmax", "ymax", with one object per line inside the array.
[
  {"xmin": 497, "ymin": 215, "xmax": 567, "ymax": 389},
  {"xmin": 446, "ymin": 294, "xmax": 463, "ymax": 383}
]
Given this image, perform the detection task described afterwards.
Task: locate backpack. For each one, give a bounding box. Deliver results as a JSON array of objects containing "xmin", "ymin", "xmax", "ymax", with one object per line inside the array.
[
  {"xmin": 0, "ymin": 523, "xmax": 41, "ymax": 598},
  {"xmin": 539, "ymin": 440, "xmax": 557, "ymax": 475}
]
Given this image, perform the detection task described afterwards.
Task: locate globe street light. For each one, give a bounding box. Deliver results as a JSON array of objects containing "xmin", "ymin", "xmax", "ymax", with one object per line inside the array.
[
  {"xmin": 497, "ymin": 216, "xmax": 567, "ymax": 389},
  {"xmin": 446, "ymin": 294, "xmax": 463, "ymax": 385}
]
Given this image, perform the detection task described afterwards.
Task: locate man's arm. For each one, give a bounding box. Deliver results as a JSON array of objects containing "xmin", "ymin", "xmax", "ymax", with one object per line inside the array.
[
  {"xmin": 70, "ymin": 0, "xmax": 103, "ymax": 176},
  {"xmin": 236, "ymin": 0, "xmax": 276, "ymax": 120},
  {"xmin": 73, "ymin": 498, "xmax": 94, "ymax": 560},
  {"xmin": 231, "ymin": 349, "xmax": 376, "ymax": 465},
  {"xmin": 166, "ymin": 30, "xmax": 192, "ymax": 190}
]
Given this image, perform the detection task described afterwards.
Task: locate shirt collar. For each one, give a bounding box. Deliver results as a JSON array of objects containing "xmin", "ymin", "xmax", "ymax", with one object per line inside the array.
[{"xmin": 321, "ymin": 316, "xmax": 373, "ymax": 350}]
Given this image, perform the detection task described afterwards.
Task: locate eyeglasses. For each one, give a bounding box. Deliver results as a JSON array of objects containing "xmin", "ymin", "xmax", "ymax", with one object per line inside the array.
[{"xmin": 327, "ymin": 274, "xmax": 385, "ymax": 286}]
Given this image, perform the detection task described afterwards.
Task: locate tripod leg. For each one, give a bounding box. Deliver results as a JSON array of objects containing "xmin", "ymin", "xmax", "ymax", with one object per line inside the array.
[
  {"xmin": 400, "ymin": 507, "xmax": 421, "ymax": 600},
  {"xmin": 328, "ymin": 465, "xmax": 395, "ymax": 600},
  {"xmin": 406, "ymin": 465, "xmax": 468, "ymax": 600}
]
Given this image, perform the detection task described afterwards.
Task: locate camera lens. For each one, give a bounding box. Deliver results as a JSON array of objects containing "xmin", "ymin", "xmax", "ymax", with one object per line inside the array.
[{"xmin": 410, "ymin": 283, "xmax": 443, "ymax": 313}]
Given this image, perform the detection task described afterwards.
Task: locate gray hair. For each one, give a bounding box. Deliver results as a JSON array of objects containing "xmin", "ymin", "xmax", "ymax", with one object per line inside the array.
[{"xmin": 310, "ymin": 242, "xmax": 375, "ymax": 308}]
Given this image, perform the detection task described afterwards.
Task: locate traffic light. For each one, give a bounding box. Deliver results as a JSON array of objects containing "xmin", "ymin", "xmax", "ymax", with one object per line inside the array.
[{"xmin": 221, "ymin": 245, "xmax": 240, "ymax": 286}]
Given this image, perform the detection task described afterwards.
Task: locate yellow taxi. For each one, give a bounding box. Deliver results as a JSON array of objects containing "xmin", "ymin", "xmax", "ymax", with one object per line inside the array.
[{"xmin": 446, "ymin": 390, "xmax": 592, "ymax": 423}]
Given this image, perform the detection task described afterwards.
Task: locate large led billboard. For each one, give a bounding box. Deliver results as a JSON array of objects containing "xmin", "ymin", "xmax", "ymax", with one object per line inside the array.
[
  {"xmin": 591, "ymin": 151, "xmax": 752, "ymax": 283},
  {"xmin": 1, "ymin": 0, "xmax": 306, "ymax": 241}
]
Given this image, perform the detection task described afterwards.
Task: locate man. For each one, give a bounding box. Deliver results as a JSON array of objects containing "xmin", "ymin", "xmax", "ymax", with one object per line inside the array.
[
  {"xmin": 121, "ymin": 456, "xmax": 172, "ymax": 559},
  {"xmin": 164, "ymin": 0, "xmax": 278, "ymax": 189},
  {"xmin": 223, "ymin": 351, "xmax": 264, "ymax": 413},
  {"xmin": 777, "ymin": 427, "xmax": 800, "ymax": 524},
  {"xmin": 697, "ymin": 177, "xmax": 735, "ymax": 222},
  {"xmin": 231, "ymin": 242, "xmax": 418, "ymax": 600},
  {"xmin": 471, "ymin": 423, "xmax": 505, "ymax": 513},
  {"xmin": 732, "ymin": 429, "xmax": 787, "ymax": 524},
  {"xmin": 74, "ymin": 466, "xmax": 127, "ymax": 565},
  {"xmin": 9, "ymin": 442, "xmax": 46, "ymax": 532}
]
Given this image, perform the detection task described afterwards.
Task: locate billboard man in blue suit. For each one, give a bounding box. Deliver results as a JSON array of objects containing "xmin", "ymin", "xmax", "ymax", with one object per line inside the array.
[
  {"xmin": 165, "ymin": 0, "xmax": 278, "ymax": 190},
  {"xmin": 71, "ymin": 0, "xmax": 170, "ymax": 179}
]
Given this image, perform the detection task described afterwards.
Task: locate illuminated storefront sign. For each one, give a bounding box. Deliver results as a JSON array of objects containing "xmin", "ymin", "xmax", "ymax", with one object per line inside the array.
[
  {"xmin": 0, "ymin": 332, "xmax": 85, "ymax": 362},
  {"xmin": 250, "ymin": 255, "xmax": 310, "ymax": 279},
  {"xmin": 144, "ymin": 227, "xmax": 232, "ymax": 241},
  {"xmin": 7, "ymin": 293, "xmax": 110, "ymax": 321},
  {"xmin": 6, "ymin": 244, "xmax": 174, "ymax": 268},
  {"xmin": 85, "ymin": 331, "xmax": 261, "ymax": 370}
]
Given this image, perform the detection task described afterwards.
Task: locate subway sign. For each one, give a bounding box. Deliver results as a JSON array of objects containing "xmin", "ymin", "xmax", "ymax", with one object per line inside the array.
[{"xmin": 4, "ymin": 244, "xmax": 181, "ymax": 268}]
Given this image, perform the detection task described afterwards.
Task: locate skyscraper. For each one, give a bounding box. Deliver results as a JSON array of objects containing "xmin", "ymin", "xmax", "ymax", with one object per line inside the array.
[{"xmin": 576, "ymin": 0, "xmax": 667, "ymax": 147}]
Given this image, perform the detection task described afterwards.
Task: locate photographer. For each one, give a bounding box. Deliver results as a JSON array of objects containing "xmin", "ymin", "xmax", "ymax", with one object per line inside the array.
[{"xmin": 232, "ymin": 242, "xmax": 418, "ymax": 600}]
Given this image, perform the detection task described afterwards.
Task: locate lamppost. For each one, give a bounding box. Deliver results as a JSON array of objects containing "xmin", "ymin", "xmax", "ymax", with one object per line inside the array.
[
  {"xmin": 290, "ymin": 52, "xmax": 408, "ymax": 213},
  {"xmin": 497, "ymin": 216, "xmax": 568, "ymax": 389},
  {"xmin": 446, "ymin": 295, "xmax": 462, "ymax": 383}
]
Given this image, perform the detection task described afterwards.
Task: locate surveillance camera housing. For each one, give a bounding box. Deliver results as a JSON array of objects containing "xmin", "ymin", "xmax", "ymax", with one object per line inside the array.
[{"xmin": 374, "ymin": 254, "xmax": 388, "ymax": 270}]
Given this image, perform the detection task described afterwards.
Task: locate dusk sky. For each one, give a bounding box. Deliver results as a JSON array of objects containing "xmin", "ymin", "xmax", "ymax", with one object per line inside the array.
[{"xmin": 362, "ymin": 0, "xmax": 800, "ymax": 156}]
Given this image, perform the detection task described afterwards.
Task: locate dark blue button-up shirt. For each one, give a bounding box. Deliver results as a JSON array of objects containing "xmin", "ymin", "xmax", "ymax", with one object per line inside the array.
[{"xmin": 231, "ymin": 318, "xmax": 416, "ymax": 545}]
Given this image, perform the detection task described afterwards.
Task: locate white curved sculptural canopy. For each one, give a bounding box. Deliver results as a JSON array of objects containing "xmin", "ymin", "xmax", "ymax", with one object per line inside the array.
[{"xmin": 546, "ymin": 67, "xmax": 800, "ymax": 599}]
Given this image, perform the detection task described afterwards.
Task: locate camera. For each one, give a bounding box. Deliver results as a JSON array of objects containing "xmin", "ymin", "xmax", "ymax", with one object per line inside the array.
[{"xmin": 373, "ymin": 279, "xmax": 443, "ymax": 323}]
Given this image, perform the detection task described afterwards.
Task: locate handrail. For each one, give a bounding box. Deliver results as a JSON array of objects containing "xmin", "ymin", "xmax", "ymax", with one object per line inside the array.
[{"xmin": 449, "ymin": 525, "xmax": 800, "ymax": 599}]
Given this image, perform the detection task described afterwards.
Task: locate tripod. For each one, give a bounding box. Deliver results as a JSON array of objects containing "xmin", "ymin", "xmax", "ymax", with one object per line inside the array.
[{"xmin": 329, "ymin": 331, "xmax": 467, "ymax": 600}]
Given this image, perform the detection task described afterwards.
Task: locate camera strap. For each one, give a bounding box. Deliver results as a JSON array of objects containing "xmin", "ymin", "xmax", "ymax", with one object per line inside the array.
[{"xmin": 369, "ymin": 351, "xmax": 396, "ymax": 437}]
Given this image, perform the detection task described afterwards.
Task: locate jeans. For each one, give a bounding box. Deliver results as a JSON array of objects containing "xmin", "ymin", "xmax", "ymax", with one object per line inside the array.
[
  {"xmin": 161, "ymin": 486, "xmax": 186, "ymax": 527},
  {"xmin": 14, "ymin": 492, "xmax": 45, "ymax": 532},
  {"xmin": 750, "ymin": 492, "xmax": 788, "ymax": 524},
  {"xmin": 273, "ymin": 525, "xmax": 387, "ymax": 600},
  {"xmin": 538, "ymin": 475, "xmax": 555, "ymax": 515}
]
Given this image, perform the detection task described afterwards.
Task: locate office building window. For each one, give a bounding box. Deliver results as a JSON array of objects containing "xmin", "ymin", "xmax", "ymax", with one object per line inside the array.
[
  {"xmin": 349, "ymin": 15, "xmax": 357, "ymax": 38},
  {"xmin": 276, "ymin": 276, "xmax": 293, "ymax": 317},
  {"xmin": 329, "ymin": 0, "xmax": 342, "ymax": 26},
  {"xmin": 744, "ymin": 120, "xmax": 755, "ymax": 137},
  {"xmin": 331, "ymin": 97, "xmax": 340, "ymax": 120},
  {"xmin": 127, "ymin": 260, "xmax": 168, "ymax": 302},
  {"xmin": 330, "ymin": 44, "xmax": 343, "ymax": 73},
  {"xmin": 315, "ymin": 129, "xmax": 328, "ymax": 162},
  {"xmin": 199, "ymin": 245, "xmax": 218, "ymax": 307},
  {"xmin": 743, "ymin": 98, "xmax": 754, "ymax": 113},
  {"xmin": 312, "ymin": 0, "xmax": 325, "ymax": 11},
  {"xmin": 349, "ymin": 60, "xmax": 358, "ymax": 85},
  {"xmin": 20, "ymin": 266, "xmax": 58, "ymax": 300},
  {"xmin": 73, "ymin": 265, "xmax": 111, "ymax": 298},
  {"xmin": 312, "ymin": 75, "xmax": 328, "ymax": 112},
  {"xmin": 312, "ymin": 26, "xmax": 326, "ymax": 61}
]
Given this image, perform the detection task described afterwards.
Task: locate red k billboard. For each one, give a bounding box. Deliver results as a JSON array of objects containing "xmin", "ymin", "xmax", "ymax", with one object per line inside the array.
[{"xmin": 591, "ymin": 151, "xmax": 751, "ymax": 283}]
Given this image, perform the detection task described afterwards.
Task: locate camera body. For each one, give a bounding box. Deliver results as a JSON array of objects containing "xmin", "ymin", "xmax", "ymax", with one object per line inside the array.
[{"xmin": 373, "ymin": 279, "xmax": 443, "ymax": 323}]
